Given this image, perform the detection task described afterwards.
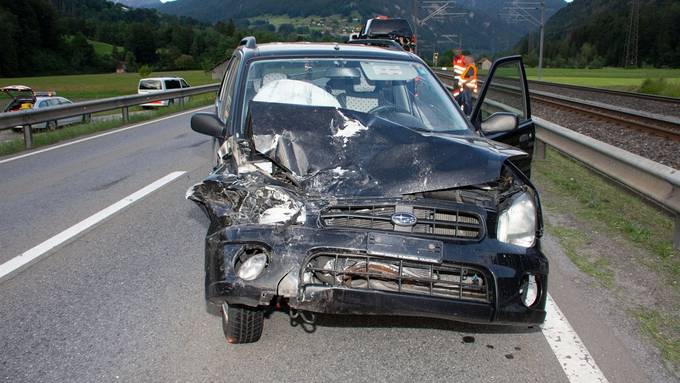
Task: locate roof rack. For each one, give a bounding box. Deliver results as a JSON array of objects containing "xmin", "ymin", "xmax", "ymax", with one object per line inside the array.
[
  {"xmin": 239, "ymin": 36, "xmax": 257, "ymax": 49},
  {"xmin": 346, "ymin": 39, "xmax": 405, "ymax": 51}
]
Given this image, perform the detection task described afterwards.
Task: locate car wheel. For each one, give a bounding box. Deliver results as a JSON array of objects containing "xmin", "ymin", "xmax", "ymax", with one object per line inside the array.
[
  {"xmin": 47, "ymin": 121, "xmax": 57, "ymax": 131},
  {"xmin": 221, "ymin": 303, "xmax": 264, "ymax": 344}
]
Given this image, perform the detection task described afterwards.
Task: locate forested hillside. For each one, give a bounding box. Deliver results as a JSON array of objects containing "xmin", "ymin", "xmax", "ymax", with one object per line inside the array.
[
  {"xmin": 156, "ymin": 0, "xmax": 565, "ymax": 54},
  {"xmin": 518, "ymin": 0, "xmax": 680, "ymax": 68},
  {"xmin": 0, "ymin": 0, "xmax": 296, "ymax": 76}
]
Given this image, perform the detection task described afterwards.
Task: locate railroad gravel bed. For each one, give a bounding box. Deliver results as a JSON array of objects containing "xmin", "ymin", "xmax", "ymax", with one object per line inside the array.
[
  {"xmin": 532, "ymin": 102, "xmax": 680, "ymax": 169},
  {"xmin": 528, "ymin": 82, "xmax": 680, "ymax": 119},
  {"xmin": 436, "ymin": 73, "xmax": 680, "ymax": 169}
]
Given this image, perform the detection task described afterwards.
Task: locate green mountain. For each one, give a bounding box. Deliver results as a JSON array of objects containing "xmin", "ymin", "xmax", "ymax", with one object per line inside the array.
[
  {"xmin": 519, "ymin": 0, "xmax": 680, "ymax": 67},
  {"xmin": 0, "ymin": 0, "xmax": 293, "ymax": 76},
  {"xmin": 153, "ymin": 0, "xmax": 567, "ymax": 55}
]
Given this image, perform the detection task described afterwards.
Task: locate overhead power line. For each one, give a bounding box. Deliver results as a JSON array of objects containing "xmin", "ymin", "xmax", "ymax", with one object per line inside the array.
[
  {"xmin": 412, "ymin": 0, "xmax": 468, "ymax": 55},
  {"xmin": 500, "ymin": 0, "xmax": 546, "ymax": 80}
]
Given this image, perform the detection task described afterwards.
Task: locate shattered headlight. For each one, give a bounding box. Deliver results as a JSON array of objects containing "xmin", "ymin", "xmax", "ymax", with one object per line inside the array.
[
  {"xmin": 496, "ymin": 192, "xmax": 536, "ymax": 248},
  {"xmin": 236, "ymin": 252, "xmax": 268, "ymax": 281}
]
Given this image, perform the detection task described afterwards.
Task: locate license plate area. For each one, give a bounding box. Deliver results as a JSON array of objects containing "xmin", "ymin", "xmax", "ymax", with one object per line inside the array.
[{"xmin": 366, "ymin": 232, "xmax": 443, "ymax": 264}]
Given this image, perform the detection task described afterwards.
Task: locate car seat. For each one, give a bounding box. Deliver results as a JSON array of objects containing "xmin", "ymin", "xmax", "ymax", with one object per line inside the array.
[{"xmin": 338, "ymin": 75, "xmax": 381, "ymax": 113}]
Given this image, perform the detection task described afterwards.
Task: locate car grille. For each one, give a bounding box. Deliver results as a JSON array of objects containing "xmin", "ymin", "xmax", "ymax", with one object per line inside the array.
[
  {"xmin": 320, "ymin": 203, "xmax": 484, "ymax": 240},
  {"xmin": 302, "ymin": 252, "xmax": 490, "ymax": 303}
]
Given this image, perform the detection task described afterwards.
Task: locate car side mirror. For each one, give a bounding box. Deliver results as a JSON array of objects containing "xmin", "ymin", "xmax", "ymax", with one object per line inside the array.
[
  {"xmin": 480, "ymin": 112, "xmax": 518, "ymax": 135},
  {"xmin": 191, "ymin": 112, "xmax": 224, "ymax": 138}
]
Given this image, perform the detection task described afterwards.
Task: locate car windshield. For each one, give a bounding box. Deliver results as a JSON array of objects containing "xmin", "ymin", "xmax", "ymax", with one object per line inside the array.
[{"xmin": 241, "ymin": 58, "xmax": 470, "ymax": 135}]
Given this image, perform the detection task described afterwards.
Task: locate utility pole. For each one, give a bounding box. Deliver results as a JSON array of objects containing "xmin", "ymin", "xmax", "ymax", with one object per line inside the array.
[
  {"xmin": 538, "ymin": 2, "xmax": 545, "ymax": 80},
  {"xmin": 501, "ymin": 1, "xmax": 546, "ymax": 80},
  {"xmin": 624, "ymin": 0, "xmax": 640, "ymax": 68},
  {"xmin": 412, "ymin": 0, "xmax": 419, "ymax": 55},
  {"xmin": 411, "ymin": 0, "xmax": 468, "ymax": 56}
]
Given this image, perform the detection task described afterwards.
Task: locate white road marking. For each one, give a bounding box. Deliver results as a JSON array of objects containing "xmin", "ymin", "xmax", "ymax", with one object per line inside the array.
[
  {"xmin": 542, "ymin": 294, "xmax": 609, "ymax": 382},
  {"xmin": 0, "ymin": 171, "xmax": 186, "ymax": 281},
  {"xmin": 0, "ymin": 106, "xmax": 211, "ymax": 165}
]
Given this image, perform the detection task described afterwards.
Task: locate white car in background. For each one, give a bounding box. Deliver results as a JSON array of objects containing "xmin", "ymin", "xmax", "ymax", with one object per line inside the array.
[
  {"xmin": 138, "ymin": 77, "xmax": 191, "ymax": 108},
  {"xmin": 1, "ymin": 86, "xmax": 86, "ymax": 131}
]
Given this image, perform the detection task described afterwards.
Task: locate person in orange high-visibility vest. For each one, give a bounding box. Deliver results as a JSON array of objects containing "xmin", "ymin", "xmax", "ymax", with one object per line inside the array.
[{"xmin": 452, "ymin": 50, "xmax": 477, "ymax": 115}]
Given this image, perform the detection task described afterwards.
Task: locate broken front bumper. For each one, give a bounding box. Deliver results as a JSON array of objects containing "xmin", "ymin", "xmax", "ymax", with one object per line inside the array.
[{"xmin": 204, "ymin": 225, "xmax": 548, "ymax": 325}]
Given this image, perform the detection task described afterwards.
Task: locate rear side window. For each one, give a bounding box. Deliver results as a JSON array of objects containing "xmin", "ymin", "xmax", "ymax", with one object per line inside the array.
[
  {"xmin": 366, "ymin": 19, "xmax": 412, "ymax": 37},
  {"xmin": 165, "ymin": 80, "xmax": 182, "ymax": 90},
  {"xmin": 139, "ymin": 80, "xmax": 162, "ymax": 90},
  {"xmin": 180, "ymin": 79, "xmax": 189, "ymax": 88}
]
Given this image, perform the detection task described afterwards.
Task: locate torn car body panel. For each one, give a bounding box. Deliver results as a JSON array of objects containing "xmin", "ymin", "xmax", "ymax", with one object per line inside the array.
[
  {"xmin": 188, "ymin": 101, "xmax": 548, "ymax": 326},
  {"xmin": 244, "ymin": 101, "xmax": 528, "ymax": 197}
]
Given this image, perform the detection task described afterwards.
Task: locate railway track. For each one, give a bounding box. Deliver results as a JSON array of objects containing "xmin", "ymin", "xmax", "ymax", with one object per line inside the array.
[{"xmin": 433, "ymin": 70, "xmax": 680, "ymax": 142}]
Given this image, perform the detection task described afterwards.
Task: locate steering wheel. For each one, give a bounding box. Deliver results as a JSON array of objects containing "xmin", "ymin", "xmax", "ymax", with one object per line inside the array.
[{"xmin": 368, "ymin": 104, "xmax": 398, "ymax": 115}]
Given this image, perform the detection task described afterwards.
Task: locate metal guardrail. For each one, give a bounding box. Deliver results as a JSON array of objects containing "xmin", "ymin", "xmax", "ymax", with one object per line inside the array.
[
  {"xmin": 0, "ymin": 83, "xmax": 220, "ymax": 148},
  {"xmin": 481, "ymin": 96, "xmax": 680, "ymax": 249},
  {"xmin": 2, "ymin": 73, "xmax": 678, "ymax": 247},
  {"xmin": 438, "ymin": 69, "xmax": 680, "ymax": 247}
]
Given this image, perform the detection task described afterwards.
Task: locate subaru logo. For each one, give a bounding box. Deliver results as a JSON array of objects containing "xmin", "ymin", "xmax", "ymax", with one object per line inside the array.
[{"xmin": 391, "ymin": 212, "xmax": 417, "ymax": 226}]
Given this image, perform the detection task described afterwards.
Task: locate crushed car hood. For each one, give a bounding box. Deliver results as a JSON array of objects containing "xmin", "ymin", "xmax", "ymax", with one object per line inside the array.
[{"xmin": 245, "ymin": 101, "xmax": 527, "ymax": 197}]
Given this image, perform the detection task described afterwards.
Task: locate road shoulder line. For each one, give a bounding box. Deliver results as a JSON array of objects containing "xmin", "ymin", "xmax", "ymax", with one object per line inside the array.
[
  {"xmin": 0, "ymin": 171, "xmax": 187, "ymax": 281},
  {"xmin": 543, "ymin": 294, "xmax": 609, "ymax": 382},
  {"xmin": 0, "ymin": 106, "xmax": 211, "ymax": 165}
]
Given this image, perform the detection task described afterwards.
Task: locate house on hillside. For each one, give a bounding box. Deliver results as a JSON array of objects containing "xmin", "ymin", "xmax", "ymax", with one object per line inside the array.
[
  {"xmin": 116, "ymin": 62, "xmax": 127, "ymax": 74},
  {"xmin": 478, "ymin": 58, "xmax": 492, "ymax": 71},
  {"xmin": 212, "ymin": 60, "xmax": 229, "ymax": 80}
]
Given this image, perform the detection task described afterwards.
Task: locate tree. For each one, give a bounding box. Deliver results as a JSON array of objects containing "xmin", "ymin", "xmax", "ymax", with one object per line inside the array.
[
  {"xmin": 278, "ymin": 23, "xmax": 295, "ymax": 35},
  {"xmin": 174, "ymin": 54, "xmax": 195, "ymax": 69},
  {"xmin": 125, "ymin": 22, "xmax": 158, "ymax": 64},
  {"xmin": 69, "ymin": 32, "xmax": 97, "ymax": 71},
  {"xmin": 138, "ymin": 64, "xmax": 153, "ymax": 77}
]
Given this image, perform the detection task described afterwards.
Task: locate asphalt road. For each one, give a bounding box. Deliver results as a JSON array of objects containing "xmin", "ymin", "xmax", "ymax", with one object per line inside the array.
[{"xmin": 0, "ymin": 108, "xmax": 670, "ymax": 382}]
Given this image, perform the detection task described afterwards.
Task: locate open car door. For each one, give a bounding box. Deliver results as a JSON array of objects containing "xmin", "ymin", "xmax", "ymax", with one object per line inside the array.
[{"xmin": 469, "ymin": 56, "xmax": 535, "ymax": 177}]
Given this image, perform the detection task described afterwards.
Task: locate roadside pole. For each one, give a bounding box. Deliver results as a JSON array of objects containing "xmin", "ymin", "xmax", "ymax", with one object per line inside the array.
[{"xmin": 538, "ymin": 0, "xmax": 545, "ymax": 80}]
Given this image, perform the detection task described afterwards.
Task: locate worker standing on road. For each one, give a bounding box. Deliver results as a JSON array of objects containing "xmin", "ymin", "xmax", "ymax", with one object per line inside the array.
[{"xmin": 452, "ymin": 49, "xmax": 478, "ymax": 115}]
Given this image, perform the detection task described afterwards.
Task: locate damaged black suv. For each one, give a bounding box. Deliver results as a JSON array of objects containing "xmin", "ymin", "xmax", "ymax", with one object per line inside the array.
[{"xmin": 188, "ymin": 36, "xmax": 547, "ymax": 343}]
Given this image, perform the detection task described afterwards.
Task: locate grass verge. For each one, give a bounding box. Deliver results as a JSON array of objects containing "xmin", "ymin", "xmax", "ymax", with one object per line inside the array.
[
  {"xmin": 533, "ymin": 147, "xmax": 680, "ymax": 369},
  {"xmin": 523, "ymin": 67, "xmax": 680, "ymax": 93},
  {"xmin": 635, "ymin": 308, "xmax": 680, "ymax": 366},
  {"xmin": 533, "ymin": 148, "xmax": 678, "ymax": 264},
  {"xmin": 639, "ymin": 78, "xmax": 680, "ymax": 98},
  {"xmin": 547, "ymin": 225, "xmax": 614, "ymax": 288},
  {"xmin": 0, "ymin": 94, "xmax": 213, "ymax": 157},
  {"xmin": 0, "ymin": 70, "xmax": 215, "ymax": 101}
]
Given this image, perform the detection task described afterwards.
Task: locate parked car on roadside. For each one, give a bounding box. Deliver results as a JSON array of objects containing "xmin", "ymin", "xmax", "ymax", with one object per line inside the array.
[
  {"xmin": 138, "ymin": 77, "xmax": 191, "ymax": 108},
  {"xmin": 187, "ymin": 36, "xmax": 546, "ymax": 344},
  {"xmin": 1, "ymin": 86, "xmax": 86, "ymax": 131}
]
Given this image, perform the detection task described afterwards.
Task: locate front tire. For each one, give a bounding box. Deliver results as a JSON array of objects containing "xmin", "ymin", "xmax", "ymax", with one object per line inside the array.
[
  {"xmin": 221, "ymin": 303, "xmax": 264, "ymax": 344},
  {"xmin": 47, "ymin": 121, "xmax": 57, "ymax": 131}
]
